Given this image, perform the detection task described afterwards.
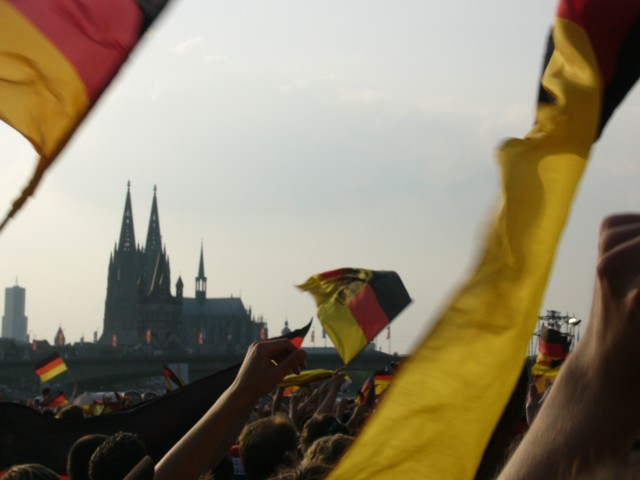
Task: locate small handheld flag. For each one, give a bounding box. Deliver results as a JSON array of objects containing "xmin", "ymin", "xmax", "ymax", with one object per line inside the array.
[
  {"xmin": 35, "ymin": 352, "xmax": 68, "ymax": 383},
  {"xmin": 531, "ymin": 326, "xmax": 572, "ymax": 392},
  {"xmin": 272, "ymin": 318, "xmax": 313, "ymax": 348},
  {"xmin": 298, "ymin": 268, "xmax": 411, "ymax": 365},
  {"xmin": 163, "ymin": 365, "xmax": 186, "ymax": 391}
]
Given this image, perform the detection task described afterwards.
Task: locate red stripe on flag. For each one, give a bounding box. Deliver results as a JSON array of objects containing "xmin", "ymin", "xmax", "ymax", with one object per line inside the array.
[
  {"xmin": 35, "ymin": 356, "xmax": 64, "ymax": 376},
  {"xmin": 556, "ymin": 0, "xmax": 640, "ymax": 83},
  {"xmin": 8, "ymin": 0, "xmax": 143, "ymax": 102},
  {"xmin": 289, "ymin": 337, "xmax": 304, "ymax": 349},
  {"xmin": 348, "ymin": 284, "xmax": 389, "ymax": 342},
  {"xmin": 538, "ymin": 339, "xmax": 569, "ymax": 358}
]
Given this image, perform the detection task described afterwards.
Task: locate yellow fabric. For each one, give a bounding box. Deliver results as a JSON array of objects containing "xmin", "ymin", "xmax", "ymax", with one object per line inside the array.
[
  {"xmin": 278, "ymin": 369, "xmax": 335, "ymax": 387},
  {"xmin": 329, "ymin": 19, "xmax": 600, "ymax": 480},
  {"xmin": 0, "ymin": 1, "xmax": 89, "ymax": 158},
  {"xmin": 0, "ymin": 0, "xmax": 89, "ymax": 229},
  {"xmin": 298, "ymin": 271, "xmax": 371, "ymax": 365},
  {"xmin": 39, "ymin": 362, "xmax": 68, "ymax": 383}
]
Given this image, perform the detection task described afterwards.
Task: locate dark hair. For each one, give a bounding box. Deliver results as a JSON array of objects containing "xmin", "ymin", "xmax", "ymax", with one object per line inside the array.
[
  {"xmin": 66, "ymin": 434, "xmax": 108, "ymax": 480},
  {"xmin": 239, "ymin": 414, "xmax": 299, "ymax": 480},
  {"xmin": 268, "ymin": 463, "xmax": 331, "ymax": 480},
  {"xmin": 302, "ymin": 433, "xmax": 353, "ymax": 468},
  {"xmin": 56, "ymin": 404, "xmax": 85, "ymax": 421},
  {"xmin": 299, "ymin": 415, "xmax": 349, "ymax": 453},
  {"xmin": 88, "ymin": 431, "xmax": 147, "ymax": 480},
  {"xmin": 2, "ymin": 463, "xmax": 59, "ymax": 480}
]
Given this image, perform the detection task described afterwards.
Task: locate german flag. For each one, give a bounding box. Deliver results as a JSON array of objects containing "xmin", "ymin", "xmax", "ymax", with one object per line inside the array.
[
  {"xmin": 356, "ymin": 371, "xmax": 394, "ymax": 405},
  {"xmin": 278, "ymin": 369, "xmax": 335, "ymax": 388},
  {"xmin": 298, "ymin": 269, "xmax": 411, "ymax": 365},
  {"xmin": 163, "ymin": 365, "xmax": 186, "ymax": 391},
  {"xmin": 329, "ymin": 1, "xmax": 640, "ymax": 479},
  {"xmin": 44, "ymin": 391, "xmax": 69, "ymax": 408},
  {"xmin": 0, "ymin": 0, "xmax": 172, "ymax": 230},
  {"xmin": 35, "ymin": 352, "xmax": 68, "ymax": 383},
  {"xmin": 272, "ymin": 318, "xmax": 313, "ymax": 349},
  {"xmin": 531, "ymin": 326, "xmax": 572, "ymax": 392}
]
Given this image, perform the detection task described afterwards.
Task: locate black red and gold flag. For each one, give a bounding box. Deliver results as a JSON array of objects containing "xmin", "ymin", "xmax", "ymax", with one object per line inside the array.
[
  {"xmin": 34, "ymin": 352, "xmax": 68, "ymax": 383},
  {"xmin": 163, "ymin": 365, "xmax": 186, "ymax": 391},
  {"xmin": 0, "ymin": 0, "xmax": 172, "ymax": 230},
  {"xmin": 298, "ymin": 269, "xmax": 411, "ymax": 365}
]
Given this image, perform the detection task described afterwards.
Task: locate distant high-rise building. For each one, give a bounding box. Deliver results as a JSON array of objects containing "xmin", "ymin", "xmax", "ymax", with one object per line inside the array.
[
  {"xmin": 2, "ymin": 284, "xmax": 28, "ymax": 342},
  {"xmin": 101, "ymin": 183, "xmax": 266, "ymax": 350}
]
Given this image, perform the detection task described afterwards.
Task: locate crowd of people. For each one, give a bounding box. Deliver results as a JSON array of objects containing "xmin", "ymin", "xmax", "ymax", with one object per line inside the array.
[{"xmin": 5, "ymin": 214, "xmax": 640, "ymax": 479}]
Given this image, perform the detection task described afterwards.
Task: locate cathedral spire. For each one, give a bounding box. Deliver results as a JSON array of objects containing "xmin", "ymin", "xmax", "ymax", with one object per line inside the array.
[
  {"xmin": 118, "ymin": 181, "xmax": 136, "ymax": 253},
  {"xmin": 144, "ymin": 186, "xmax": 163, "ymax": 290},
  {"xmin": 196, "ymin": 242, "xmax": 207, "ymax": 303}
]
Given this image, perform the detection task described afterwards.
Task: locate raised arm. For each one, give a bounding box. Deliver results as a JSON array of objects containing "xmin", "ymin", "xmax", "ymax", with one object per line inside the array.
[
  {"xmin": 154, "ymin": 339, "xmax": 307, "ymax": 480},
  {"xmin": 500, "ymin": 214, "xmax": 640, "ymax": 479}
]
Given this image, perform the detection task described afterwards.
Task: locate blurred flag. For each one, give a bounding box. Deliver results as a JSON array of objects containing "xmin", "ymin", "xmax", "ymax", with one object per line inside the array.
[
  {"xmin": 45, "ymin": 391, "xmax": 70, "ymax": 408},
  {"xmin": 163, "ymin": 364, "xmax": 186, "ymax": 391},
  {"xmin": 531, "ymin": 326, "xmax": 572, "ymax": 392},
  {"xmin": 298, "ymin": 269, "xmax": 411, "ymax": 365},
  {"xmin": 329, "ymin": 1, "xmax": 640, "ymax": 479},
  {"xmin": 356, "ymin": 371, "xmax": 394, "ymax": 406},
  {"xmin": 0, "ymin": 0, "xmax": 172, "ymax": 231},
  {"xmin": 272, "ymin": 318, "xmax": 313, "ymax": 349},
  {"xmin": 35, "ymin": 352, "xmax": 68, "ymax": 383},
  {"xmin": 278, "ymin": 369, "xmax": 335, "ymax": 388}
]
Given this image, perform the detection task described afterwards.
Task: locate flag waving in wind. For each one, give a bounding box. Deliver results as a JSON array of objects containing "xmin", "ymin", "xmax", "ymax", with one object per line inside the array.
[
  {"xmin": 273, "ymin": 318, "xmax": 313, "ymax": 349},
  {"xmin": 0, "ymin": 0, "xmax": 172, "ymax": 231},
  {"xmin": 298, "ymin": 269, "xmax": 411, "ymax": 365},
  {"xmin": 35, "ymin": 352, "xmax": 68, "ymax": 383},
  {"xmin": 329, "ymin": 1, "xmax": 640, "ymax": 479},
  {"xmin": 163, "ymin": 364, "xmax": 186, "ymax": 391}
]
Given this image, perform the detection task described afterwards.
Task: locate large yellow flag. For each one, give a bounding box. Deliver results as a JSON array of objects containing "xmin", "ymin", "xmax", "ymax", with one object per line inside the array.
[
  {"xmin": 0, "ymin": 0, "xmax": 171, "ymax": 231},
  {"xmin": 330, "ymin": 1, "xmax": 640, "ymax": 478}
]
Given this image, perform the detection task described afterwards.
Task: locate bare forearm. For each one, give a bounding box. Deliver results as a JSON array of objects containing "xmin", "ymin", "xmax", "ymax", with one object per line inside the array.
[
  {"xmin": 154, "ymin": 384, "xmax": 254, "ymax": 480},
  {"xmin": 500, "ymin": 361, "xmax": 639, "ymax": 479}
]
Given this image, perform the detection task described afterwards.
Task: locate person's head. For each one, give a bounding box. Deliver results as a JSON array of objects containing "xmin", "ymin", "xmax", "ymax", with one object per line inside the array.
[
  {"xmin": 1, "ymin": 463, "xmax": 59, "ymax": 480},
  {"xmin": 302, "ymin": 433, "xmax": 353, "ymax": 469},
  {"xmin": 299, "ymin": 415, "xmax": 349, "ymax": 453},
  {"xmin": 267, "ymin": 463, "xmax": 331, "ymax": 480},
  {"xmin": 56, "ymin": 404, "xmax": 85, "ymax": 421},
  {"xmin": 66, "ymin": 434, "xmax": 108, "ymax": 480},
  {"xmin": 239, "ymin": 413, "xmax": 299, "ymax": 480},
  {"xmin": 88, "ymin": 431, "xmax": 147, "ymax": 480}
]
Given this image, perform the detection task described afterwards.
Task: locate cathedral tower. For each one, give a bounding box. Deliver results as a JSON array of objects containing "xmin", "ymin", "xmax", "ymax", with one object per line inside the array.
[
  {"xmin": 195, "ymin": 243, "xmax": 207, "ymax": 303},
  {"xmin": 102, "ymin": 182, "xmax": 145, "ymax": 345}
]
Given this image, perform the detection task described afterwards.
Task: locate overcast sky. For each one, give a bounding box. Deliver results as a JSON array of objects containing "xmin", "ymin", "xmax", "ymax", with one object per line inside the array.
[{"xmin": 1, "ymin": 1, "xmax": 639, "ymax": 355}]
